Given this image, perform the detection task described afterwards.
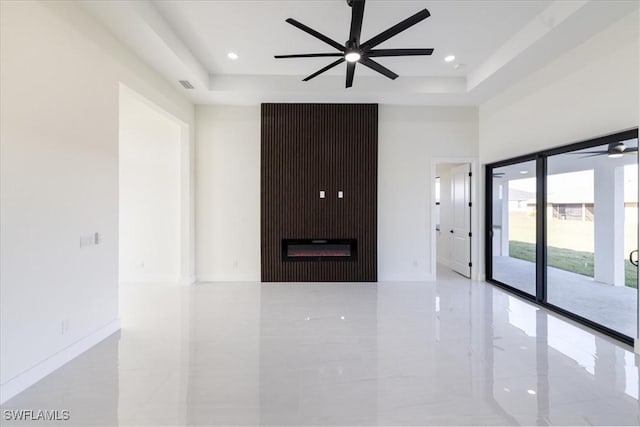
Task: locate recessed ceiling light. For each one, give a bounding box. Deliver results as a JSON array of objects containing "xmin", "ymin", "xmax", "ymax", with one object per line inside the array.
[
  {"xmin": 444, "ymin": 55, "xmax": 456, "ymax": 63},
  {"xmin": 227, "ymin": 52, "xmax": 239, "ymax": 60},
  {"xmin": 519, "ymin": 170, "xmax": 528, "ymax": 174}
]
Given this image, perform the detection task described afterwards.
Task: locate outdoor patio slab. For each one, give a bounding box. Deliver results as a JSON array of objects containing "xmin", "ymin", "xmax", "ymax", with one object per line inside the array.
[{"xmin": 492, "ymin": 256, "xmax": 637, "ymax": 337}]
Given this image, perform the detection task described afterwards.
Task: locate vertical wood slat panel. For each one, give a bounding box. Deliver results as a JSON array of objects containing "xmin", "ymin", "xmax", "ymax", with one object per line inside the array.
[{"xmin": 261, "ymin": 103, "xmax": 377, "ymax": 282}]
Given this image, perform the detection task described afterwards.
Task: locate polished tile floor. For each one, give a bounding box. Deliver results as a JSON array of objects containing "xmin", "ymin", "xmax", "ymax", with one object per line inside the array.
[
  {"xmin": 2, "ymin": 267, "xmax": 640, "ymax": 425},
  {"xmin": 493, "ymin": 256, "xmax": 638, "ymax": 337}
]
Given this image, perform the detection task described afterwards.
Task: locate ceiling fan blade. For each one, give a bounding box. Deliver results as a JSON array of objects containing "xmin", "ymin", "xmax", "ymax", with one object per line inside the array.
[
  {"xmin": 579, "ymin": 153, "xmax": 607, "ymax": 158},
  {"xmin": 361, "ymin": 9, "xmax": 430, "ymax": 49},
  {"xmin": 624, "ymin": 147, "xmax": 638, "ymax": 153},
  {"xmin": 367, "ymin": 48, "xmax": 434, "ymax": 57},
  {"xmin": 360, "ymin": 57, "xmax": 398, "ymax": 80},
  {"xmin": 349, "ymin": 0, "xmax": 366, "ymax": 44},
  {"xmin": 568, "ymin": 150, "xmax": 609, "ymax": 155},
  {"xmin": 285, "ymin": 18, "xmax": 345, "ymax": 52},
  {"xmin": 346, "ymin": 62, "xmax": 356, "ymax": 88},
  {"xmin": 275, "ymin": 53, "xmax": 344, "ymax": 59},
  {"xmin": 302, "ymin": 58, "xmax": 345, "ymax": 81}
]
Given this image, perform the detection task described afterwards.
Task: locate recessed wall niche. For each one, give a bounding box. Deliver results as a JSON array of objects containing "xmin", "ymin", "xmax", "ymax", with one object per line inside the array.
[{"xmin": 260, "ymin": 103, "xmax": 378, "ymax": 282}]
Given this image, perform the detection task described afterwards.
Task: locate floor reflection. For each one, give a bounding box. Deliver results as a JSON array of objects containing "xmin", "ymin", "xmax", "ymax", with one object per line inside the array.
[{"xmin": 1, "ymin": 268, "xmax": 639, "ymax": 425}]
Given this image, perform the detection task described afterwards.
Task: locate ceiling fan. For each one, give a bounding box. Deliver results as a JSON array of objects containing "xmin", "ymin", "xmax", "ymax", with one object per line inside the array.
[
  {"xmin": 575, "ymin": 142, "xmax": 638, "ymax": 158},
  {"xmin": 274, "ymin": 0, "xmax": 434, "ymax": 88}
]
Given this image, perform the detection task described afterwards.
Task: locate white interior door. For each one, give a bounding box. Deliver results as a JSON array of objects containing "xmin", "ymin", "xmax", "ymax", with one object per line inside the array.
[{"xmin": 451, "ymin": 164, "xmax": 471, "ymax": 277}]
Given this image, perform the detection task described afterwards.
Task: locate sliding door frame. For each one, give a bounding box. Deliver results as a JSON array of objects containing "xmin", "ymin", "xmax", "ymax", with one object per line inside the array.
[
  {"xmin": 485, "ymin": 153, "xmax": 539, "ymax": 302},
  {"xmin": 485, "ymin": 128, "xmax": 639, "ymax": 346}
]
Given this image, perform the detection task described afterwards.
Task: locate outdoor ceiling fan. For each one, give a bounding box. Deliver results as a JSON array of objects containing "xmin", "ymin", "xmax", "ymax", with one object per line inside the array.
[
  {"xmin": 575, "ymin": 142, "xmax": 638, "ymax": 159},
  {"xmin": 274, "ymin": 0, "xmax": 434, "ymax": 88}
]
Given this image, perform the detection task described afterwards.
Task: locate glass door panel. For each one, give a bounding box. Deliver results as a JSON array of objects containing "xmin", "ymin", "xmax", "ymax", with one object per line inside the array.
[
  {"xmin": 491, "ymin": 160, "xmax": 537, "ymax": 296},
  {"xmin": 546, "ymin": 137, "xmax": 638, "ymax": 337}
]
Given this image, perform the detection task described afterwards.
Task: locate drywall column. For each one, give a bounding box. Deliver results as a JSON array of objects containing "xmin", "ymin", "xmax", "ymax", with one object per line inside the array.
[{"xmin": 594, "ymin": 165, "xmax": 625, "ymax": 286}]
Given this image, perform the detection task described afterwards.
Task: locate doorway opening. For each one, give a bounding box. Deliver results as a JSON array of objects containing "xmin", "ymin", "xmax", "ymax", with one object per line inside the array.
[
  {"xmin": 431, "ymin": 159, "xmax": 479, "ymax": 280},
  {"xmin": 118, "ymin": 84, "xmax": 191, "ymax": 285}
]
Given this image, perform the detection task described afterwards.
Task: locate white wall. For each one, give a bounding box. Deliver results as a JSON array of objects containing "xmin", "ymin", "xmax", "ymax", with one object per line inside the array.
[
  {"xmin": 0, "ymin": 1, "xmax": 194, "ymax": 402},
  {"xmin": 119, "ymin": 89, "xmax": 182, "ymax": 283},
  {"xmin": 378, "ymin": 107, "xmax": 478, "ymax": 281},
  {"xmin": 194, "ymin": 105, "xmax": 478, "ymax": 282},
  {"xmin": 478, "ymin": 11, "xmax": 638, "ymax": 337},
  {"xmin": 195, "ymin": 106, "xmax": 261, "ymax": 282},
  {"xmin": 479, "ymin": 11, "xmax": 639, "ymax": 165}
]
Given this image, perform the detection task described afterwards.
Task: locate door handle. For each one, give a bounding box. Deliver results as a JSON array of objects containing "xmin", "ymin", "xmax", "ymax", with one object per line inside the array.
[
  {"xmin": 450, "ymin": 230, "xmax": 454, "ymax": 234},
  {"xmin": 630, "ymin": 250, "xmax": 638, "ymax": 267}
]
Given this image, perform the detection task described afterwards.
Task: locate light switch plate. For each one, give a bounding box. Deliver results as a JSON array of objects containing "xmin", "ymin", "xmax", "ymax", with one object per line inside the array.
[
  {"xmin": 320, "ymin": 191, "xmax": 325, "ymax": 198},
  {"xmin": 338, "ymin": 191, "xmax": 343, "ymax": 199}
]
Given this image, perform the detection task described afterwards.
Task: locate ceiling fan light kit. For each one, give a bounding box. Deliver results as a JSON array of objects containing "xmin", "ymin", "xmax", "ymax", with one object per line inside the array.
[{"xmin": 274, "ymin": 0, "xmax": 434, "ymax": 88}]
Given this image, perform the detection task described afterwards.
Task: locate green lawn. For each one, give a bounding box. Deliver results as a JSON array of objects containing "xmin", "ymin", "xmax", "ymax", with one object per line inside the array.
[{"xmin": 509, "ymin": 240, "xmax": 638, "ymax": 288}]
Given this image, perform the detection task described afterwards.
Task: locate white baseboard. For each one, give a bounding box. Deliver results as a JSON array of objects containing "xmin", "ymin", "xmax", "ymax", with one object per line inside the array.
[
  {"xmin": 0, "ymin": 318, "xmax": 121, "ymax": 404},
  {"xmin": 179, "ymin": 275, "xmax": 196, "ymax": 285},
  {"xmin": 377, "ymin": 273, "xmax": 435, "ymax": 282},
  {"xmin": 196, "ymin": 274, "xmax": 261, "ymax": 283},
  {"xmin": 119, "ymin": 274, "xmax": 181, "ymax": 284}
]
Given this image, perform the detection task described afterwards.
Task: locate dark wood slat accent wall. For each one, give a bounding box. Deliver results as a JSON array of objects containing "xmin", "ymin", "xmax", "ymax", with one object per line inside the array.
[{"xmin": 261, "ymin": 103, "xmax": 378, "ymax": 282}]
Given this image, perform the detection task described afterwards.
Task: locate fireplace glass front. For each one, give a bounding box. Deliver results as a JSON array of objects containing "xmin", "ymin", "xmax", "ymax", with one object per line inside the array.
[{"xmin": 282, "ymin": 239, "xmax": 357, "ymax": 261}]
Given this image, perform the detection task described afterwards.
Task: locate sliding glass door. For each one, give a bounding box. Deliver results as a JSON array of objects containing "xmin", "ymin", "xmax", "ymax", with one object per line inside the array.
[
  {"xmin": 490, "ymin": 160, "xmax": 537, "ymax": 297},
  {"xmin": 486, "ymin": 130, "xmax": 639, "ymax": 342},
  {"xmin": 546, "ymin": 138, "xmax": 638, "ymax": 338}
]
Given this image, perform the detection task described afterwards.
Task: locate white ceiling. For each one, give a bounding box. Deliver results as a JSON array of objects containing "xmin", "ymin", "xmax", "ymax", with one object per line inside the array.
[
  {"xmin": 81, "ymin": 0, "xmax": 638, "ymax": 105},
  {"xmin": 153, "ymin": 1, "xmax": 547, "ymax": 77}
]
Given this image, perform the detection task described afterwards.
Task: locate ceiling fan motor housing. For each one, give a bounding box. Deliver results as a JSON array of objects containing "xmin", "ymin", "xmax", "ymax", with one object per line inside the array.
[{"xmin": 345, "ymin": 40, "xmax": 359, "ymax": 53}]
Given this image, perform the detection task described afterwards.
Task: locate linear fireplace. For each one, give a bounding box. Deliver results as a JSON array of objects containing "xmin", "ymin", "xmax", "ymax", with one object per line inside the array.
[{"xmin": 283, "ymin": 239, "xmax": 357, "ymax": 262}]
